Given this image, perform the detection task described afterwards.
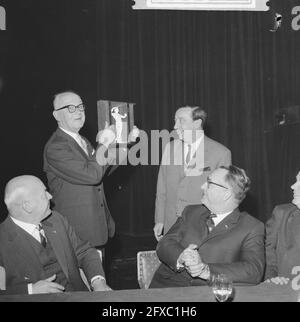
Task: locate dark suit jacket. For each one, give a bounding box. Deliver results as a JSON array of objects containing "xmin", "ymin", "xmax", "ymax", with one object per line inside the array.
[
  {"xmin": 43, "ymin": 128, "xmax": 115, "ymax": 246},
  {"xmin": 0, "ymin": 211, "xmax": 104, "ymax": 295},
  {"xmin": 150, "ymin": 205, "xmax": 265, "ymax": 288},
  {"xmin": 265, "ymin": 203, "xmax": 300, "ymax": 279},
  {"xmin": 155, "ymin": 136, "xmax": 231, "ymax": 233}
]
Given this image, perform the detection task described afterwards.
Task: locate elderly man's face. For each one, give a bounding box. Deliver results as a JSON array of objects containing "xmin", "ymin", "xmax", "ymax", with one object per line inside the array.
[
  {"xmin": 53, "ymin": 93, "xmax": 85, "ymax": 133},
  {"xmin": 291, "ymin": 171, "xmax": 300, "ymax": 209},
  {"xmin": 28, "ymin": 180, "xmax": 52, "ymax": 224},
  {"xmin": 201, "ymin": 168, "xmax": 231, "ymax": 213}
]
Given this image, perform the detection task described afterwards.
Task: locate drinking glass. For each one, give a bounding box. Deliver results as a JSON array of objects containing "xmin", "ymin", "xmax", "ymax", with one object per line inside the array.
[{"xmin": 211, "ymin": 274, "xmax": 233, "ymax": 302}]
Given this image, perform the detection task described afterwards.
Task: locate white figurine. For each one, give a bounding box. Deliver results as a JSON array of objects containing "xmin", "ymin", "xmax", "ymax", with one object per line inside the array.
[{"xmin": 111, "ymin": 106, "xmax": 127, "ymax": 143}]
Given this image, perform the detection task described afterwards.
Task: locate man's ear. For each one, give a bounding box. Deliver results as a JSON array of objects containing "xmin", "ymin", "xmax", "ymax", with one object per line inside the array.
[
  {"xmin": 53, "ymin": 110, "xmax": 59, "ymax": 121},
  {"xmin": 22, "ymin": 200, "xmax": 33, "ymax": 213},
  {"xmin": 193, "ymin": 119, "xmax": 202, "ymax": 130}
]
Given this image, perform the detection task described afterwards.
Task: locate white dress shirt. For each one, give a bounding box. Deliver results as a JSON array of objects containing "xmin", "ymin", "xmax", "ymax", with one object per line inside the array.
[{"xmin": 212, "ymin": 211, "xmax": 232, "ymax": 226}]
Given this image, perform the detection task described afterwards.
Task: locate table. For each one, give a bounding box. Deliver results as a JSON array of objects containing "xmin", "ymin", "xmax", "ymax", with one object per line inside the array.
[{"xmin": 0, "ymin": 282, "xmax": 299, "ymax": 302}]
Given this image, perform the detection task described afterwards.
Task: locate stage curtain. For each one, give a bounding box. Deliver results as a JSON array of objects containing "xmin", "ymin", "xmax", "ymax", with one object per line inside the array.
[{"xmin": 95, "ymin": 0, "xmax": 300, "ymax": 236}]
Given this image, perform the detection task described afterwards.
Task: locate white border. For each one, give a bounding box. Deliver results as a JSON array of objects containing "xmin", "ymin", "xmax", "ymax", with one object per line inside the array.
[{"xmin": 132, "ymin": 0, "xmax": 269, "ymax": 11}]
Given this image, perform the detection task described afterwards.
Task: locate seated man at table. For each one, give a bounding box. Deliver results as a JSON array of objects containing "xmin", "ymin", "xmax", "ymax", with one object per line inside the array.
[
  {"xmin": 265, "ymin": 170, "xmax": 300, "ymax": 285},
  {"xmin": 149, "ymin": 165, "xmax": 265, "ymax": 288},
  {"xmin": 0, "ymin": 175, "xmax": 111, "ymax": 295}
]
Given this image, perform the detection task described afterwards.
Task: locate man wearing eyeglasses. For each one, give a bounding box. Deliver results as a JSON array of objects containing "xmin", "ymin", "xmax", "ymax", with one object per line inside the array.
[
  {"xmin": 150, "ymin": 165, "xmax": 265, "ymax": 288},
  {"xmin": 43, "ymin": 91, "xmax": 132, "ymax": 251},
  {"xmin": 154, "ymin": 106, "xmax": 231, "ymax": 241}
]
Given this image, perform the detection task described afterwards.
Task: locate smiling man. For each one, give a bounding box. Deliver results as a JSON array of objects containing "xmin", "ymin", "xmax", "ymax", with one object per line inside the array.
[
  {"xmin": 150, "ymin": 165, "xmax": 265, "ymax": 288},
  {"xmin": 43, "ymin": 91, "xmax": 118, "ymax": 250},
  {"xmin": 265, "ymin": 170, "xmax": 300, "ymax": 285},
  {"xmin": 154, "ymin": 106, "xmax": 231, "ymax": 241}
]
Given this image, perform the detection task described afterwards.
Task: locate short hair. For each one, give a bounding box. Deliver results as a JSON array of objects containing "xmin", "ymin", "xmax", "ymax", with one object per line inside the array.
[
  {"xmin": 220, "ymin": 165, "xmax": 251, "ymax": 203},
  {"xmin": 53, "ymin": 90, "xmax": 78, "ymax": 110},
  {"xmin": 191, "ymin": 106, "xmax": 207, "ymax": 128}
]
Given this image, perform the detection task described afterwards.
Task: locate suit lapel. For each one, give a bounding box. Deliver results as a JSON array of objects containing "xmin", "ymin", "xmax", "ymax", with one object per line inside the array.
[
  {"xmin": 4, "ymin": 218, "xmax": 43, "ymax": 280},
  {"xmin": 197, "ymin": 211, "xmax": 210, "ymax": 243},
  {"xmin": 185, "ymin": 137, "xmax": 212, "ymax": 176},
  {"xmin": 43, "ymin": 221, "xmax": 69, "ymax": 279},
  {"xmin": 85, "ymin": 140, "xmax": 95, "ymax": 159},
  {"xmin": 171, "ymin": 140, "xmax": 185, "ymax": 178},
  {"xmin": 290, "ymin": 207, "xmax": 300, "ymax": 250},
  {"xmin": 199, "ymin": 209, "xmax": 240, "ymax": 247},
  {"xmin": 56, "ymin": 128, "xmax": 90, "ymax": 160}
]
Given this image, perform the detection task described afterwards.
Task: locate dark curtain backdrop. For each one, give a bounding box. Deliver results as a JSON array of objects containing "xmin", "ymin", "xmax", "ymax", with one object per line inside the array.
[
  {"xmin": 95, "ymin": 0, "xmax": 300, "ymax": 236},
  {"xmin": 0, "ymin": 0, "xmax": 300, "ymax": 237}
]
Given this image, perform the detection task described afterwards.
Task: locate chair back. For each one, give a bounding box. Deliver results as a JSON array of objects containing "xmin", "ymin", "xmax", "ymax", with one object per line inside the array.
[
  {"xmin": 137, "ymin": 250, "xmax": 160, "ymax": 289},
  {"xmin": 0, "ymin": 266, "xmax": 6, "ymax": 290}
]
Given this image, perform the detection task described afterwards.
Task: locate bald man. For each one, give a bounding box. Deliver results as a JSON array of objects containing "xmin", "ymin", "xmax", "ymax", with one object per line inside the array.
[
  {"xmin": 43, "ymin": 91, "xmax": 134, "ymax": 249},
  {"xmin": 0, "ymin": 175, "xmax": 111, "ymax": 295}
]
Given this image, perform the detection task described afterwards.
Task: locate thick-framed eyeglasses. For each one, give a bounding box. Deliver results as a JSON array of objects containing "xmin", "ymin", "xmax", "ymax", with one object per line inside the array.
[
  {"xmin": 207, "ymin": 178, "xmax": 229, "ymax": 190},
  {"xmin": 55, "ymin": 103, "xmax": 85, "ymax": 113}
]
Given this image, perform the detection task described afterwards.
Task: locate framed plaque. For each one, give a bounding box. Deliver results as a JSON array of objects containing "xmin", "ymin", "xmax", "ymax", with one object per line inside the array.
[{"xmin": 97, "ymin": 100, "xmax": 135, "ymax": 145}]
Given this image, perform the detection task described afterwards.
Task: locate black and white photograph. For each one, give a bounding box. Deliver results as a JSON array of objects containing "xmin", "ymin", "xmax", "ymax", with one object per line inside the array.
[{"xmin": 0, "ymin": 0, "xmax": 300, "ymax": 305}]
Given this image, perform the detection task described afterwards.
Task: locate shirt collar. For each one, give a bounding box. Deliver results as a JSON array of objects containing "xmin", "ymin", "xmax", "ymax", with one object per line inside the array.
[
  {"xmin": 213, "ymin": 211, "xmax": 232, "ymax": 226},
  {"xmin": 184, "ymin": 131, "xmax": 204, "ymax": 151},
  {"xmin": 59, "ymin": 127, "xmax": 80, "ymax": 141},
  {"xmin": 10, "ymin": 216, "xmax": 38, "ymax": 235}
]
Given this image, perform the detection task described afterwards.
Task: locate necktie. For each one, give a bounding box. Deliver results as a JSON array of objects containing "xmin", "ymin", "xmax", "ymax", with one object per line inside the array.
[
  {"xmin": 185, "ymin": 144, "xmax": 192, "ymax": 164},
  {"xmin": 78, "ymin": 135, "xmax": 88, "ymax": 155},
  {"xmin": 38, "ymin": 224, "xmax": 47, "ymax": 248},
  {"xmin": 206, "ymin": 214, "xmax": 217, "ymax": 233}
]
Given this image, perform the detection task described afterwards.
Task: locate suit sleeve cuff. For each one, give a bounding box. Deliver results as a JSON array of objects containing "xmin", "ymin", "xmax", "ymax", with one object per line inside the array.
[
  {"xmin": 28, "ymin": 283, "xmax": 33, "ymax": 294},
  {"xmin": 91, "ymin": 275, "xmax": 105, "ymax": 285}
]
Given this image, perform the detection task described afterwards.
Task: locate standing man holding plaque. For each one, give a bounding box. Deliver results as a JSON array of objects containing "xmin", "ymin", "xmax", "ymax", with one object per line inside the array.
[
  {"xmin": 43, "ymin": 91, "xmax": 138, "ymax": 251},
  {"xmin": 153, "ymin": 106, "xmax": 232, "ymax": 241}
]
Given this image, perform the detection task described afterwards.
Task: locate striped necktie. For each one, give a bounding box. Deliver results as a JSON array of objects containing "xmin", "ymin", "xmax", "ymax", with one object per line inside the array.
[
  {"xmin": 185, "ymin": 144, "xmax": 192, "ymax": 164},
  {"xmin": 206, "ymin": 214, "xmax": 217, "ymax": 233},
  {"xmin": 38, "ymin": 224, "xmax": 47, "ymax": 248}
]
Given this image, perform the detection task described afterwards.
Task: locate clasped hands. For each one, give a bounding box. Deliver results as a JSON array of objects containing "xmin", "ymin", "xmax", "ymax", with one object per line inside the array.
[
  {"xmin": 96, "ymin": 122, "xmax": 140, "ymax": 147},
  {"xmin": 177, "ymin": 244, "xmax": 210, "ymax": 280}
]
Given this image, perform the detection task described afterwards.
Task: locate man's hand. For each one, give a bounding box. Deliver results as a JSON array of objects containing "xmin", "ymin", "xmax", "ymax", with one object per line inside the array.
[
  {"xmin": 153, "ymin": 223, "xmax": 164, "ymax": 241},
  {"xmin": 96, "ymin": 122, "xmax": 116, "ymax": 147},
  {"xmin": 177, "ymin": 244, "xmax": 210, "ymax": 279},
  {"xmin": 265, "ymin": 276, "xmax": 290, "ymax": 285},
  {"xmin": 185, "ymin": 262, "xmax": 209, "ymax": 279},
  {"xmin": 178, "ymin": 244, "xmax": 200, "ymax": 267},
  {"xmin": 128, "ymin": 125, "xmax": 140, "ymax": 143},
  {"xmin": 32, "ymin": 274, "xmax": 65, "ymax": 294},
  {"xmin": 91, "ymin": 278, "xmax": 112, "ymax": 292}
]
